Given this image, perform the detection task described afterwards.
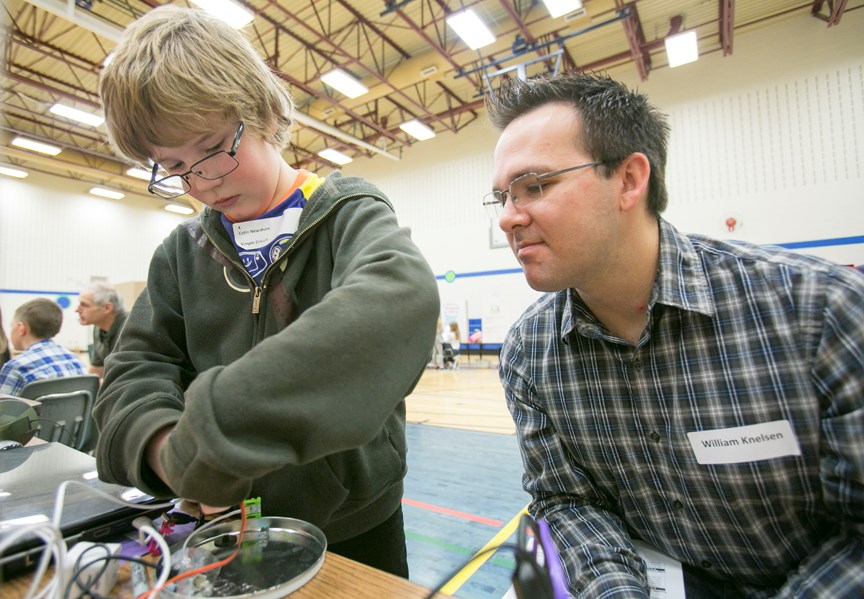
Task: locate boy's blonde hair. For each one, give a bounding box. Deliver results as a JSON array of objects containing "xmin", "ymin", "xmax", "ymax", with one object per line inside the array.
[{"xmin": 100, "ymin": 6, "xmax": 294, "ymax": 166}]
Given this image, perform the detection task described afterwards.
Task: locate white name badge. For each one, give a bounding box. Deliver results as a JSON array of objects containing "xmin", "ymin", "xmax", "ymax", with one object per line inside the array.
[
  {"xmin": 687, "ymin": 420, "xmax": 801, "ymax": 465},
  {"xmin": 233, "ymin": 208, "xmax": 302, "ymax": 250}
]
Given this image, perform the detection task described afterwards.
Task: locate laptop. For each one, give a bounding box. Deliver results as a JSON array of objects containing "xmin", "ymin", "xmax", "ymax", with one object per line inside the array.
[{"xmin": 0, "ymin": 442, "xmax": 165, "ymax": 577}]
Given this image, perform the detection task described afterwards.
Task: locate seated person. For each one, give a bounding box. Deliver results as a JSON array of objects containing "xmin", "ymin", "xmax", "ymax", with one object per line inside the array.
[
  {"xmin": 0, "ymin": 299, "xmax": 86, "ymax": 395},
  {"xmin": 76, "ymin": 282, "xmax": 128, "ymax": 377},
  {"xmin": 0, "ymin": 307, "xmax": 9, "ymax": 368}
]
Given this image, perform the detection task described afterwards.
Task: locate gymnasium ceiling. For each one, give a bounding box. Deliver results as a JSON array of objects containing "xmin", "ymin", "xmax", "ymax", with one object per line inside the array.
[{"xmin": 0, "ymin": 0, "xmax": 859, "ymax": 211}]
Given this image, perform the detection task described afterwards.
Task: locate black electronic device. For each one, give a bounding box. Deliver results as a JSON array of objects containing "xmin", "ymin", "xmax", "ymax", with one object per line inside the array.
[
  {"xmin": 512, "ymin": 514, "xmax": 569, "ymax": 599},
  {"xmin": 0, "ymin": 396, "xmax": 40, "ymax": 445},
  {"xmin": 0, "ymin": 442, "xmax": 162, "ymax": 576}
]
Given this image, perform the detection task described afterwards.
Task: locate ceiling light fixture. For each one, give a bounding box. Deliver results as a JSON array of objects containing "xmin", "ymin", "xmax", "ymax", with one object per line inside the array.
[
  {"xmin": 11, "ymin": 137, "xmax": 62, "ymax": 156},
  {"xmin": 446, "ymin": 9, "xmax": 496, "ymax": 50},
  {"xmin": 126, "ymin": 167, "xmax": 152, "ymax": 181},
  {"xmin": 164, "ymin": 203, "xmax": 196, "ymax": 215},
  {"xmin": 89, "ymin": 187, "xmax": 125, "ymax": 200},
  {"xmin": 665, "ymin": 30, "xmax": 699, "ymax": 68},
  {"xmin": 189, "ymin": 0, "xmax": 254, "ymax": 28},
  {"xmin": 49, "ymin": 103, "xmax": 104, "ymax": 127},
  {"xmin": 541, "ymin": 0, "xmax": 583, "ymax": 19},
  {"xmin": 399, "ymin": 119, "xmax": 436, "ymax": 141},
  {"xmin": 0, "ymin": 166, "xmax": 28, "ymax": 178},
  {"xmin": 318, "ymin": 148, "xmax": 353, "ymax": 166},
  {"xmin": 321, "ymin": 69, "xmax": 369, "ymax": 99}
]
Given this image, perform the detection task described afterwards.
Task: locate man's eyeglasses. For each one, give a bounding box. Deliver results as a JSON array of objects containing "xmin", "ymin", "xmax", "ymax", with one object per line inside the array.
[
  {"xmin": 148, "ymin": 122, "xmax": 245, "ymax": 199},
  {"xmin": 482, "ymin": 161, "xmax": 602, "ymax": 219}
]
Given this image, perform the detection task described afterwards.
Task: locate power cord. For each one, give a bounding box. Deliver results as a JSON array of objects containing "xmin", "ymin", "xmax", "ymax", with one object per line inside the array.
[
  {"xmin": 422, "ymin": 514, "xmax": 569, "ymax": 599},
  {"xmin": 422, "ymin": 543, "xmax": 521, "ymax": 599},
  {"xmin": 0, "ymin": 479, "xmax": 175, "ymax": 599}
]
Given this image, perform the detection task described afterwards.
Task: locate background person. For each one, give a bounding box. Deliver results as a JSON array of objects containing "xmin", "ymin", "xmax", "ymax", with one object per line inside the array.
[
  {"xmin": 0, "ymin": 298, "xmax": 86, "ymax": 395},
  {"xmin": 442, "ymin": 321, "xmax": 461, "ymax": 369},
  {"xmin": 485, "ymin": 72, "xmax": 864, "ymax": 598},
  {"xmin": 92, "ymin": 6, "xmax": 439, "ymax": 577},
  {"xmin": 76, "ymin": 282, "xmax": 128, "ymax": 377},
  {"xmin": 0, "ymin": 307, "xmax": 9, "ymax": 368}
]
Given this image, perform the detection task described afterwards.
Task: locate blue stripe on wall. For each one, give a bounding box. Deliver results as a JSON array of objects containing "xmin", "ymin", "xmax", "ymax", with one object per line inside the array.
[
  {"xmin": 0, "ymin": 289, "xmax": 79, "ymax": 296},
  {"xmin": 773, "ymin": 235, "xmax": 864, "ymax": 250},
  {"xmin": 436, "ymin": 235, "xmax": 864, "ymax": 280}
]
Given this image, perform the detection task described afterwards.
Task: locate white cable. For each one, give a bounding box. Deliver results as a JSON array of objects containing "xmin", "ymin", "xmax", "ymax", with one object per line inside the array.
[
  {"xmin": 136, "ymin": 523, "xmax": 172, "ymax": 592},
  {"xmin": 181, "ymin": 508, "xmax": 243, "ymax": 551},
  {"xmin": 0, "ymin": 479, "xmax": 176, "ymax": 599},
  {"xmin": 0, "ymin": 524, "xmax": 63, "ymax": 599}
]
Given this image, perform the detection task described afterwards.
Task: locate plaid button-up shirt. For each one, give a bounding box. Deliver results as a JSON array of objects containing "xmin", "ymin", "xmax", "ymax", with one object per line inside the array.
[
  {"xmin": 501, "ymin": 219, "xmax": 864, "ymax": 598},
  {"xmin": 0, "ymin": 338, "xmax": 86, "ymax": 395}
]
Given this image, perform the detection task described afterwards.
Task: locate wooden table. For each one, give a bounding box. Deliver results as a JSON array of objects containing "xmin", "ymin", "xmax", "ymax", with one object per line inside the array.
[{"xmin": 5, "ymin": 551, "xmax": 444, "ymax": 598}]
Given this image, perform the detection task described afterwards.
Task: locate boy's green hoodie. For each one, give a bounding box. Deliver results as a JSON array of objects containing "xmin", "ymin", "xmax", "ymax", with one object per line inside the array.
[{"xmin": 94, "ymin": 172, "xmax": 440, "ymax": 542}]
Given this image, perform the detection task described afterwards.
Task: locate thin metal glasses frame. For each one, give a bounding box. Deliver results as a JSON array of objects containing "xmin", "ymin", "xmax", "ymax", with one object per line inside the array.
[{"xmin": 147, "ymin": 122, "xmax": 245, "ymax": 199}]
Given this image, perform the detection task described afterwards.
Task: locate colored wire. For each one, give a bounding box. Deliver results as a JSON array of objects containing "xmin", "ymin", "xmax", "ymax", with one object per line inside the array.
[{"xmin": 136, "ymin": 504, "xmax": 248, "ymax": 599}]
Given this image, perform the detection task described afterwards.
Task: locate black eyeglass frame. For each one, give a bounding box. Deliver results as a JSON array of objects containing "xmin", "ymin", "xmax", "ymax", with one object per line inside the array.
[
  {"xmin": 482, "ymin": 160, "xmax": 604, "ymax": 212},
  {"xmin": 147, "ymin": 122, "xmax": 245, "ymax": 199}
]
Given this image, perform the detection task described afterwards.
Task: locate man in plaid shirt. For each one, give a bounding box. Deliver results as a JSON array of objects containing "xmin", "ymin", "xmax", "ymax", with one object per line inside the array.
[
  {"xmin": 0, "ymin": 298, "xmax": 85, "ymax": 396},
  {"xmin": 484, "ymin": 73, "xmax": 863, "ymax": 598}
]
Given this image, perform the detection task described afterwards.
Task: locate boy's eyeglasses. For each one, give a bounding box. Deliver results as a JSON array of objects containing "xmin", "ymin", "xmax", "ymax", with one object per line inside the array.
[
  {"xmin": 482, "ymin": 161, "xmax": 602, "ymax": 219},
  {"xmin": 148, "ymin": 122, "xmax": 245, "ymax": 199}
]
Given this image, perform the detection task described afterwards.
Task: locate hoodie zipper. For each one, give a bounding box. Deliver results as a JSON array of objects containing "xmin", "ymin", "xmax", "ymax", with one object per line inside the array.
[{"xmin": 203, "ymin": 191, "xmax": 388, "ymax": 316}]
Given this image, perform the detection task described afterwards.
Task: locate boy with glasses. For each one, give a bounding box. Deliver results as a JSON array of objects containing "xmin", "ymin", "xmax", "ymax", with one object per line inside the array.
[
  {"xmin": 486, "ymin": 72, "xmax": 864, "ymax": 597},
  {"xmin": 93, "ymin": 5, "xmax": 438, "ymax": 577}
]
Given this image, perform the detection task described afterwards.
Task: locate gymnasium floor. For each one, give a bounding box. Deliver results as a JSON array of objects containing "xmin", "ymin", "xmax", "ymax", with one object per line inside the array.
[{"xmin": 401, "ymin": 367, "xmax": 532, "ymax": 598}]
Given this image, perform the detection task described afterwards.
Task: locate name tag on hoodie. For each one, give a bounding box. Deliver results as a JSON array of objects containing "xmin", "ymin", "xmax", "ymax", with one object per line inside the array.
[
  {"xmin": 687, "ymin": 420, "xmax": 801, "ymax": 464},
  {"xmin": 233, "ymin": 208, "xmax": 302, "ymax": 250}
]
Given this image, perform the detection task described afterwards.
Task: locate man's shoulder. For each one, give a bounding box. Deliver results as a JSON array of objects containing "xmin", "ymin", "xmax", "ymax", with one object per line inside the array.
[{"xmin": 665, "ymin": 220, "xmax": 859, "ymax": 288}]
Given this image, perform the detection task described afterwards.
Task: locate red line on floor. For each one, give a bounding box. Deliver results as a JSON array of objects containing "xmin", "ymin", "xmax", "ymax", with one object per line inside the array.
[{"xmin": 402, "ymin": 498, "xmax": 503, "ymax": 527}]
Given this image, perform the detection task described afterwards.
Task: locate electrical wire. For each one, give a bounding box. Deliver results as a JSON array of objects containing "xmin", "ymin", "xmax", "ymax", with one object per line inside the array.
[
  {"xmin": 136, "ymin": 504, "xmax": 248, "ymax": 599},
  {"xmin": 0, "ymin": 479, "xmax": 175, "ymax": 599},
  {"xmin": 422, "ymin": 542, "xmax": 521, "ymax": 599},
  {"xmin": 180, "ymin": 508, "xmax": 243, "ymax": 551},
  {"xmin": 135, "ymin": 522, "xmax": 172, "ymax": 593},
  {"xmin": 63, "ymin": 549, "xmax": 159, "ymax": 599}
]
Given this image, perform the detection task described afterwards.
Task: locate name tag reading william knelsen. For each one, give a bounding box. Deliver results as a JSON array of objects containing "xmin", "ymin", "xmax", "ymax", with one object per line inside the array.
[{"xmin": 687, "ymin": 420, "xmax": 801, "ymax": 465}]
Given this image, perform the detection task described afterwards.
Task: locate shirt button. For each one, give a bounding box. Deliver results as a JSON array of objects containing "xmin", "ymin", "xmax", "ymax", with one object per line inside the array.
[
  {"xmin": 701, "ymin": 560, "xmax": 712, "ymax": 569},
  {"xmin": 632, "ymin": 359, "xmax": 642, "ymax": 370},
  {"xmin": 649, "ymin": 432, "xmax": 661, "ymax": 443}
]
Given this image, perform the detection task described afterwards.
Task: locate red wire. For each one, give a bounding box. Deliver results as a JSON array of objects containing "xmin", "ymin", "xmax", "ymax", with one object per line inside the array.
[{"xmin": 136, "ymin": 505, "xmax": 248, "ymax": 599}]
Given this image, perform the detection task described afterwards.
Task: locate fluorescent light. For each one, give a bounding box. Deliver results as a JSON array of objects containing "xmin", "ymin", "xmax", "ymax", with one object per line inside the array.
[
  {"xmin": 318, "ymin": 148, "xmax": 353, "ymax": 165},
  {"xmin": 542, "ymin": 0, "xmax": 583, "ymax": 18},
  {"xmin": 665, "ymin": 30, "xmax": 699, "ymax": 68},
  {"xmin": 321, "ymin": 69, "xmax": 369, "ymax": 99},
  {"xmin": 164, "ymin": 203, "xmax": 196, "ymax": 215},
  {"xmin": 50, "ymin": 103, "xmax": 104, "ymax": 127},
  {"xmin": 446, "ymin": 9, "xmax": 496, "ymax": 50},
  {"xmin": 126, "ymin": 167, "xmax": 152, "ymax": 180},
  {"xmin": 0, "ymin": 166, "xmax": 28, "ymax": 178},
  {"xmin": 190, "ymin": 0, "xmax": 254, "ymax": 27},
  {"xmin": 89, "ymin": 187, "xmax": 125, "ymax": 200},
  {"xmin": 400, "ymin": 119, "xmax": 436, "ymax": 141},
  {"xmin": 11, "ymin": 137, "xmax": 61, "ymax": 156}
]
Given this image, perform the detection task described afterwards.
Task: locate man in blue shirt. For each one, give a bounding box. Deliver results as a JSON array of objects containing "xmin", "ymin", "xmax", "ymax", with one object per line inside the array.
[
  {"xmin": 484, "ymin": 73, "xmax": 864, "ymax": 598},
  {"xmin": 0, "ymin": 298, "xmax": 86, "ymax": 395}
]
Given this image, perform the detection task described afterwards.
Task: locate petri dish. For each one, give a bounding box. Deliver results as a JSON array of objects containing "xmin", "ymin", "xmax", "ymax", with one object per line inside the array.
[{"xmin": 159, "ymin": 516, "xmax": 327, "ymax": 598}]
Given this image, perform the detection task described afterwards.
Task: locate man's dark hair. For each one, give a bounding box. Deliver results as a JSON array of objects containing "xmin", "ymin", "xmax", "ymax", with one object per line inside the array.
[
  {"xmin": 14, "ymin": 298, "xmax": 64, "ymax": 339},
  {"xmin": 485, "ymin": 72, "xmax": 670, "ymax": 216}
]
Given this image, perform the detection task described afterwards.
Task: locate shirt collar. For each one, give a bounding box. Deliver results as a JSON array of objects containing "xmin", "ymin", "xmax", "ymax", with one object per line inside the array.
[
  {"xmin": 560, "ymin": 217, "xmax": 716, "ymax": 342},
  {"xmin": 653, "ymin": 217, "xmax": 715, "ymax": 317}
]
